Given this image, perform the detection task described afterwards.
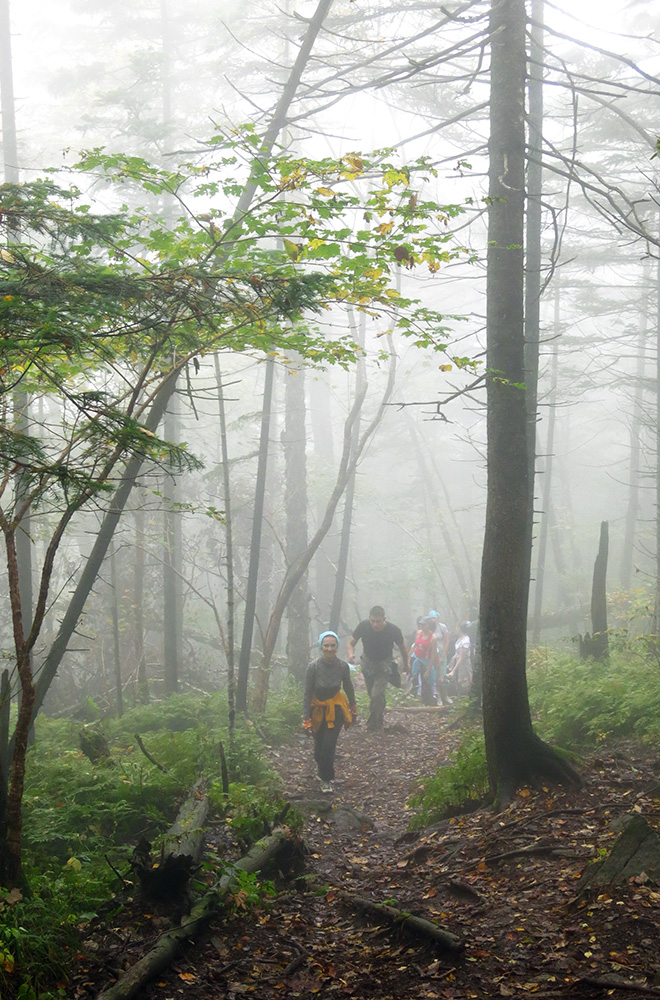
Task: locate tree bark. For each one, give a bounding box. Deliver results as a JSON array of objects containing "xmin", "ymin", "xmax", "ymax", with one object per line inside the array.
[
  {"xmin": 110, "ymin": 549, "xmax": 123, "ymax": 717},
  {"xmin": 252, "ymin": 338, "xmax": 398, "ymax": 712},
  {"xmin": 133, "ymin": 778, "xmax": 209, "ymax": 901},
  {"xmin": 283, "ymin": 357, "xmax": 311, "ymax": 680},
  {"xmin": 619, "ymin": 267, "xmax": 648, "ymax": 591},
  {"xmin": 133, "ymin": 509, "xmax": 149, "ymax": 704},
  {"xmin": 236, "ymin": 358, "xmax": 275, "ymax": 713},
  {"xmin": 480, "ymin": 0, "xmax": 579, "ymax": 808},
  {"xmin": 163, "ymin": 397, "xmax": 183, "ymax": 695},
  {"xmin": 580, "ymin": 521, "xmax": 609, "ymax": 661},
  {"xmin": 337, "ymin": 890, "xmax": 464, "ymax": 953},
  {"xmin": 97, "ymin": 828, "xmax": 290, "ymax": 1000},
  {"xmin": 213, "ymin": 354, "xmax": 236, "ymax": 733}
]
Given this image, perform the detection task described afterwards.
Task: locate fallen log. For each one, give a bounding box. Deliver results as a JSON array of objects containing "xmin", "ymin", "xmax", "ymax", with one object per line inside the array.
[
  {"xmin": 337, "ymin": 889, "xmax": 464, "ymax": 953},
  {"xmin": 132, "ymin": 778, "xmax": 209, "ymax": 901},
  {"xmin": 390, "ymin": 705, "xmax": 452, "ymax": 713},
  {"xmin": 97, "ymin": 827, "xmax": 290, "ymax": 1000}
]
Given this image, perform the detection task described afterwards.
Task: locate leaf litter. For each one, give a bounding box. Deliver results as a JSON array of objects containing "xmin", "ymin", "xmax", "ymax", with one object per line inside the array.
[{"xmin": 75, "ymin": 708, "xmax": 660, "ymax": 999}]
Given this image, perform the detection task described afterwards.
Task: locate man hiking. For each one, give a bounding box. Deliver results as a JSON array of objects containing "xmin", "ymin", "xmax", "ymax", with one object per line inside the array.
[{"xmin": 347, "ymin": 606, "xmax": 409, "ymax": 732}]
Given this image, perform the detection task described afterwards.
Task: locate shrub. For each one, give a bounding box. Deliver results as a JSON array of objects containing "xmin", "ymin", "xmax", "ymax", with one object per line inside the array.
[
  {"xmin": 527, "ymin": 647, "xmax": 660, "ymax": 747},
  {"xmin": 407, "ymin": 731, "xmax": 489, "ymax": 829}
]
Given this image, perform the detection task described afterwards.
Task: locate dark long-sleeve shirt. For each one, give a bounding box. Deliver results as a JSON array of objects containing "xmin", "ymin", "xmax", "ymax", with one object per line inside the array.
[{"xmin": 303, "ymin": 656, "xmax": 356, "ymax": 720}]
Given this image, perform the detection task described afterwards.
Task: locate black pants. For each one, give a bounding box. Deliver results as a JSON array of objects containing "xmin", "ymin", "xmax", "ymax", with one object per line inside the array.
[{"xmin": 313, "ymin": 709, "xmax": 345, "ymax": 781}]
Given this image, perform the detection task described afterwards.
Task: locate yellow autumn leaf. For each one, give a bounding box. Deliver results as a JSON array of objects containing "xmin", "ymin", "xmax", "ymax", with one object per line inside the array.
[
  {"xmin": 283, "ymin": 238, "xmax": 300, "ymax": 260},
  {"xmin": 375, "ymin": 221, "xmax": 394, "ymax": 235}
]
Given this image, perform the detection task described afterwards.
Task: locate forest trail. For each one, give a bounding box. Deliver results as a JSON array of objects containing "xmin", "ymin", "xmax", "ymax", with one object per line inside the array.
[{"xmin": 82, "ymin": 711, "xmax": 660, "ymax": 1000}]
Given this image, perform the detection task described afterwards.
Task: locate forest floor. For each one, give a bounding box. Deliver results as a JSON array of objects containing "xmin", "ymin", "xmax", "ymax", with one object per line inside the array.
[{"xmin": 78, "ymin": 705, "xmax": 660, "ymax": 1000}]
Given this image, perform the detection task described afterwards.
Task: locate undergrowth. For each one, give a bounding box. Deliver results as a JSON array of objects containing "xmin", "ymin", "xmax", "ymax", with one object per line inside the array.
[
  {"xmin": 527, "ymin": 647, "xmax": 660, "ymax": 747},
  {"xmin": 407, "ymin": 731, "xmax": 489, "ymax": 830},
  {"xmin": 3, "ymin": 690, "xmax": 297, "ymax": 998},
  {"xmin": 408, "ymin": 643, "xmax": 660, "ymax": 831}
]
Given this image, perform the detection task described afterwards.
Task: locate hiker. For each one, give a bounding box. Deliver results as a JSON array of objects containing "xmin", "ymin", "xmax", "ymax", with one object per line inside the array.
[
  {"xmin": 410, "ymin": 615, "xmax": 439, "ymax": 706},
  {"xmin": 303, "ymin": 631, "xmax": 357, "ymax": 793},
  {"xmin": 347, "ymin": 606, "xmax": 409, "ymax": 731},
  {"xmin": 427, "ymin": 610, "xmax": 452, "ymax": 706},
  {"xmin": 446, "ymin": 621, "xmax": 473, "ymax": 695}
]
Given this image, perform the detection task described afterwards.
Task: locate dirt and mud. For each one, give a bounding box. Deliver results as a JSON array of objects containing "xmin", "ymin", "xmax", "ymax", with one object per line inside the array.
[{"xmin": 77, "ymin": 706, "xmax": 660, "ymax": 1000}]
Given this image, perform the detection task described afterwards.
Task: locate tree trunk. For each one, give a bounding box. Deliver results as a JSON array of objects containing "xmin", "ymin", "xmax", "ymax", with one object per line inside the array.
[
  {"xmin": 523, "ymin": 0, "xmax": 544, "ymax": 595},
  {"xmin": 252, "ymin": 339, "xmax": 398, "ymax": 712},
  {"xmin": 213, "ymin": 354, "xmax": 236, "ymax": 734},
  {"xmin": 531, "ymin": 288, "xmax": 560, "ymax": 645},
  {"xmin": 163, "ymin": 398, "xmax": 183, "ymax": 695},
  {"xmin": 236, "ymin": 358, "xmax": 275, "ymax": 713},
  {"xmin": 283, "ymin": 357, "xmax": 311, "ymax": 680},
  {"xmin": 110, "ymin": 549, "xmax": 123, "ymax": 717},
  {"xmin": 309, "ymin": 375, "xmax": 336, "ymax": 627},
  {"xmin": 652, "ymin": 252, "xmax": 660, "ymax": 641},
  {"xmin": 98, "ymin": 828, "xmax": 290, "ymax": 1000},
  {"xmin": 329, "ymin": 315, "xmax": 365, "ymax": 633},
  {"xmin": 31, "ymin": 368, "xmax": 179, "ymax": 719},
  {"xmin": 619, "ymin": 270, "xmax": 648, "ymax": 591},
  {"xmin": 133, "ymin": 509, "xmax": 149, "ymax": 704},
  {"xmin": 480, "ymin": 0, "xmax": 579, "ymax": 808},
  {"xmin": 580, "ymin": 521, "xmax": 609, "ymax": 661}
]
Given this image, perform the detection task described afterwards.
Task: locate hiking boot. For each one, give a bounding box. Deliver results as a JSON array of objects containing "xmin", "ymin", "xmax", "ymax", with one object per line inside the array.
[{"xmin": 319, "ymin": 780, "xmax": 333, "ymax": 793}]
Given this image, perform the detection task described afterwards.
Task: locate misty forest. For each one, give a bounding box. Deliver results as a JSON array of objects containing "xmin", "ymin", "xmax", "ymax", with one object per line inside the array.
[{"xmin": 1, "ymin": 0, "xmax": 660, "ymax": 997}]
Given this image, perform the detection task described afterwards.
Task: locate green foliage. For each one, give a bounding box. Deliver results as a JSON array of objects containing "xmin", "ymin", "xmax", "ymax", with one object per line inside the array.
[
  {"xmin": 255, "ymin": 676, "xmax": 305, "ymax": 744},
  {"xmin": 227, "ymin": 868, "xmax": 276, "ymax": 913},
  {"xmin": 0, "ymin": 870, "xmax": 93, "ymax": 999},
  {"xmin": 209, "ymin": 782, "xmax": 302, "ymax": 843},
  {"xmin": 407, "ymin": 732, "xmax": 489, "ymax": 829},
  {"xmin": 12, "ymin": 692, "xmax": 303, "ymax": 993},
  {"xmin": 527, "ymin": 646, "xmax": 660, "ymax": 747}
]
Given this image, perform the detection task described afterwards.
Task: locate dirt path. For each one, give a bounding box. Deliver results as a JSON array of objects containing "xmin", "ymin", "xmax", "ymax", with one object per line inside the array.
[{"xmin": 82, "ymin": 711, "xmax": 660, "ymax": 1000}]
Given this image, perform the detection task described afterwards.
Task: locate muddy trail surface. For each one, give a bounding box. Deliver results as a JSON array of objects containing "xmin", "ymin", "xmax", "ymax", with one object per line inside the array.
[{"xmin": 80, "ymin": 708, "xmax": 660, "ymax": 1000}]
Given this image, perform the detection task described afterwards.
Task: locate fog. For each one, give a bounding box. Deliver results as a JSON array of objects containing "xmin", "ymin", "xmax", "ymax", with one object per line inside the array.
[{"xmin": 1, "ymin": 0, "xmax": 659, "ymax": 711}]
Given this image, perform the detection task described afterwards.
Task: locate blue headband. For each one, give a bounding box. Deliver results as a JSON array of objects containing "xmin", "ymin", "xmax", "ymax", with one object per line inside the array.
[{"xmin": 319, "ymin": 630, "xmax": 340, "ymax": 647}]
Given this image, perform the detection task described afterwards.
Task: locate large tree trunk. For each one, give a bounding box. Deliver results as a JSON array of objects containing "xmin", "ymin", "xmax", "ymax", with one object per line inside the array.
[
  {"xmin": 523, "ymin": 0, "xmax": 544, "ymax": 594},
  {"xmin": 480, "ymin": 0, "xmax": 579, "ymax": 809}
]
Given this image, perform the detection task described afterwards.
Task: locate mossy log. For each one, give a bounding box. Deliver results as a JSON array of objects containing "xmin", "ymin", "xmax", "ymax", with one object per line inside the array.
[
  {"xmin": 337, "ymin": 889, "xmax": 464, "ymax": 953},
  {"xmin": 132, "ymin": 778, "xmax": 209, "ymax": 901},
  {"xmin": 97, "ymin": 827, "xmax": 290, "ymax": 1000}
]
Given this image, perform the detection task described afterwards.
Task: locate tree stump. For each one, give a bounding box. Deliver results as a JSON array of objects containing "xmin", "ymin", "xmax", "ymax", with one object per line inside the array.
[{"xmin": 132, "ymin": 778, "xmax": 209, "ymax": 902}]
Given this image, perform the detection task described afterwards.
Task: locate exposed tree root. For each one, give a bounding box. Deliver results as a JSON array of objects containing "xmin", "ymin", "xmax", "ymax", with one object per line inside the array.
[{"xmin": 497, "ymin": 734, "xmax": 582, "ymax": 811}]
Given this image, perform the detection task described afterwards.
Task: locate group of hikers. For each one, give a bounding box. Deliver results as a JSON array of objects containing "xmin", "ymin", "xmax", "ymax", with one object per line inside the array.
[{"xmin": 302, "ymin": 605, "xmax": 474, "ymax": 793}]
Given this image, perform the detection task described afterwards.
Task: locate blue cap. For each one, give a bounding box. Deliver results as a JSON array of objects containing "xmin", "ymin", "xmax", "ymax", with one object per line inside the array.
[
  {"xmin": 427, "ymin": 610, "xmax": 440, "ymax": 618},
  {"xmin": 319, "ymin": 630, "xmax": 340, "ymax": 646}
]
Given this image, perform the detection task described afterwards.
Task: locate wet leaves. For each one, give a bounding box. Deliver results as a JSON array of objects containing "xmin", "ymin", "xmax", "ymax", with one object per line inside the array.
[{"xmin": 75, "ymin": 723, "xmax": 660, "ymax": 1000}]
